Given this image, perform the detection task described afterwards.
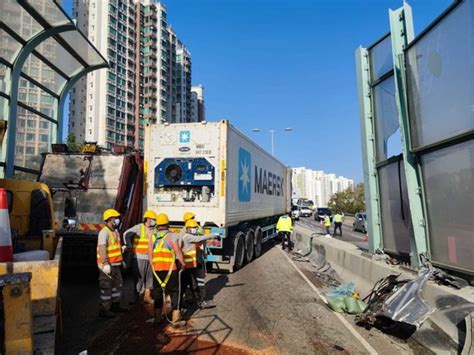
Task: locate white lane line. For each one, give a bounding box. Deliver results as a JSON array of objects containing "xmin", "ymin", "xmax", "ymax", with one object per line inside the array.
[{"xmin": 280, "ymin": 248, "xmax": 378, "ymax": 355}]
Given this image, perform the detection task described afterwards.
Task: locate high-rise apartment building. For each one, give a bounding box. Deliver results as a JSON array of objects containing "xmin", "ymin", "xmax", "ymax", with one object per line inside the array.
[
  {"xmin": 191, "ymin": 84, "xmax": 205, "ymax": 122},
  {"xmin": 291, "ymin": 167, "xmax": 354, "ymax": 207},
  {"xmin": 0, "ymin": 0, "xmax": 61, "ymax": 171},
  {"xmin": 70, "ymin": 0, "xmax": 194, "ymax": 150}
]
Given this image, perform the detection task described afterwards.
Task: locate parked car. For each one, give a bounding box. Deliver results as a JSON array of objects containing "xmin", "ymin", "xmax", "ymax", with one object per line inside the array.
[
  {"xmin": 353, "ymin": 212, "xmax": 368, "ymax": 233},
  {"xmin": 290, "ymin": 205, "xmax": 300, "ymax": 221},
  {"xmin": 299, "ymin": 206, "xmax": 313, "ymax": 217},
  {"xmin": 315, "ymin": 207, "xmax": 332, "ymax": 222}
]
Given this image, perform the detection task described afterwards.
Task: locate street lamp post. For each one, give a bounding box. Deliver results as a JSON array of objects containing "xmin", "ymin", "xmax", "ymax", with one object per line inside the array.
[{"xmin": 252, "ymin": 127, "xmax": 292, "ymax": 156}]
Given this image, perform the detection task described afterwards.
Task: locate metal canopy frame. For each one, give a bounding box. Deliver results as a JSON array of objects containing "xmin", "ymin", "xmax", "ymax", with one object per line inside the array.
[{"xmin": 0, "ymin": 0, "xmax": 108, "ymax": 178}]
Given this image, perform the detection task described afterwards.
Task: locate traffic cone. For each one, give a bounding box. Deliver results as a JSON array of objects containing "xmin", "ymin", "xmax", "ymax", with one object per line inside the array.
[{"xmin": 0, "ymin": 188, "xmax": 13, "ymax": 262}]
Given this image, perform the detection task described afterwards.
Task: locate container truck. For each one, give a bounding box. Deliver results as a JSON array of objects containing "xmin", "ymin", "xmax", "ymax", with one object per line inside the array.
[{"xmin": 145, "ymin": 120, "xmax": 291, "ymax": 272}]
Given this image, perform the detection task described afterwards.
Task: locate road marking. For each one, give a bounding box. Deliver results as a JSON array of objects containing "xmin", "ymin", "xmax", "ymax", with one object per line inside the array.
[{"xmin": 280, "ymin": 248, "xmax": 378, "ymax": 355}]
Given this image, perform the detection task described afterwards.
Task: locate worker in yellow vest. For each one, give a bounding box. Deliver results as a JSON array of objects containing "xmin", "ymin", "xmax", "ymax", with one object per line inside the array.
[
  {"xmin": 180, "ymin": 218, "xmax": 215, "ymax": 309},
  {"xmin": 123, "ymin": 210, "xmax": 157, "ymax": 304},
  {"xmin": 276, "ymin": 214, "xmax": 293, "ymax": 251},
  {"xmin": 148, "ymin": 213, "xmax": 186, "ymax": 327},
  {"xmin": 324, "ymin": 214, "xmax": 332, "ymax": 235},
  {"xmin": 97, "ymin": 208, "xmax": 127, "ymax": 318},
  {"xmin": 333, "ymin": 212, "xmax": 344, "ymax": 237}
]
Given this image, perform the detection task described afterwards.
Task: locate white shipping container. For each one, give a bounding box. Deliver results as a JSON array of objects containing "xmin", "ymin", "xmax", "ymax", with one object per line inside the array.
[{"xmin": 145, "ymin": 120, "xmax": 291, "ymax": 227}]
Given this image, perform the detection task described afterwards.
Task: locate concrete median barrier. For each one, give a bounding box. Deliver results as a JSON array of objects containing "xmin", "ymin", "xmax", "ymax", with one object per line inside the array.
[{"xmin": 293, "ymin": 224, "xmax": 474, "ymax": 352}]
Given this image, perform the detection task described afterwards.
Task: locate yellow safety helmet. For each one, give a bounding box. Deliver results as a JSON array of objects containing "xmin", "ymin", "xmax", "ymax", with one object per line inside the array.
[
  {"xmin": 143, "ymin": 210, "xmax": 157, "ymax": 221},
  {"xmin": 183, "ymin": 212, "xmax": 195, "ymax": 222},
  {"xmin": 103, "ymin": 208, "xmax": 120, "ymax": 221},
  {"xmin": 185, "ymin": 219, "xmax": 198, "ymax": 228},
  {"xmin": 156, "ymin": 213, "xmax": 169, "ymax": 226}
]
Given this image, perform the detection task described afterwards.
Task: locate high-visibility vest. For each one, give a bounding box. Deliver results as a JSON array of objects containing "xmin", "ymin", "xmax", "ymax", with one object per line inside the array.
[
  {"xmin": 152, "ymin": 230, "xmax": 177, "ymax": 272},
  {"xmin": 334, "ymin": 214, "xmax": 343, "ymax": 223},
  {"xmin": 324, "ymin": 216, "xmax": 331, "ymax": 227},
  {"xmin": 97, "ymin": 227, "xmax": 122, "ymax": 265},
  {"xmin": 133, "ymin": 223, "xmax": 150, "ymax": 255},
  {"xmin": 276, "ymin": 216, "xmax": 292, "ymax": 232},
  {"xmin": 184, "ymin": 243, "xmax": 197, "ymax": 268}
]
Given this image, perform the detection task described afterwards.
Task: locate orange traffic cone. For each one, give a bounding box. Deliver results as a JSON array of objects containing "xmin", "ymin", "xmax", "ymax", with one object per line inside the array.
[{"xmin": 0, "ymin": 188, "xmax": 13, "ymax": 262}]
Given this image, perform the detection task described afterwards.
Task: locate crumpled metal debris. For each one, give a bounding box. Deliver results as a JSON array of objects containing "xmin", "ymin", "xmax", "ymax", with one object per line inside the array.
[{"xmin": 382, "ymin": 268, "xmax": 435, "ymax": 328}]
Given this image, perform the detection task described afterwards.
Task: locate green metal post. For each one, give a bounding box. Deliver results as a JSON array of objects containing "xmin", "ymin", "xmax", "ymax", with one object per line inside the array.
[
  {"xmin": 55, "ymin": 63, "xmax": 108, "ymax": 143},
  {"xmin": 389, "ymin": 5, "xmax": 428, "ymax": 267},
  {"xmin": 5, "ymin": 24, "xmax": 75, "ymax": 178},
  {"xmin": 355, "ymin": 47, "xmax": 383, "ymax": 253}
]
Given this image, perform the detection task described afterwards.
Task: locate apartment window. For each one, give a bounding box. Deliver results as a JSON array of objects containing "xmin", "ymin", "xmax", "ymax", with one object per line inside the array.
[
  {"xmin": 26, "ymin": 133, "xmax": 35, "ymax": 141},
  {"xmin": 26, "ymin": 147, "xmax": 35, "ymax": 155},
  {"xmin": 40, "ymin": 134, "xmax": 48, "ymax": 143},
  {"xmin": 15, "ymin": 146, "xmax": 24, "ymax": 154},
  {"xmin": 28, "ymin": 93, "xmax": 38, "ymax": 102},
  {"xmin": 40, "ymin": 121, "xmax": 49, "ymax": 129},
  {"xmin": 27, "ymin": 120, "xmax": 36, "ymax": 128}
]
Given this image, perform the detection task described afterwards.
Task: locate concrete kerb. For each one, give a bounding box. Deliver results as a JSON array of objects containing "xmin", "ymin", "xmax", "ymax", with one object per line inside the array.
[{"xmin": 294, "ymin": 224, "xmax": 474, "ymax": 350}]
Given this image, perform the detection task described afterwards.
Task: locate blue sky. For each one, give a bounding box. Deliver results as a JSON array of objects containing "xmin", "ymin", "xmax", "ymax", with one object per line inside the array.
[{"xmin": 63, "ymin": 0, "xmax": 451, "ymax": 182}]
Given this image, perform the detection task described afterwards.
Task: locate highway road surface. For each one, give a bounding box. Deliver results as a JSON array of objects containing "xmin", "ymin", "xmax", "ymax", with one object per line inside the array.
[{"xmin": 58, "ymin": 235, "xmax": 429, "ymax": 354}]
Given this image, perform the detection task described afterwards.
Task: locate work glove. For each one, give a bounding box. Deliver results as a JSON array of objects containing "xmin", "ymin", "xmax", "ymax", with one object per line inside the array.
[{"xmin": 102, "ymin": 263, "xmax": 111, "ymax": 275}]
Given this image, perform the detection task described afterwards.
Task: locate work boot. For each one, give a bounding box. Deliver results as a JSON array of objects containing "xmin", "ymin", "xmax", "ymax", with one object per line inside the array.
[
  {"xmin": 99, "ymin": 305, "xmax": 116, "ymax": 318},
  {"xmin": 171, "ymin": 310, "xmax": 186, "ymax": 328},
  {"xmin": 143, "ymin": 289, "xmax": 154, "ymax": 305},
  {"xmin": 111, "ymin": 302, "xmax": 128, "ymax": 313},
  {"xmin": 154, "ymin": 308, "xmax": 163, "ymax": 325}
]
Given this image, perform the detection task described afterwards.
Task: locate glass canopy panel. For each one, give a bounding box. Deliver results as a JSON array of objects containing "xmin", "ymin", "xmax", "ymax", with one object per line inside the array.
[
  {"xmin": 421, "ymin": 140, "xmax": 474, "ymax": 272},
  {"xmin": 0, "ymin": 62, "xmax": 9, "ymax": 94},
  {"xmin": 0, "ymin": 0, "xmax": 43, "ymax": 42},
  {"xmin": 58, "ymin": 31, "xmax": 106, "ymax": 67},
  {"xmin": 370, "ymin": 35, "xmax": 393, "ymax": 82},
  {"xmin": 26, "ymin": 0, "xmax": 70, "ymax": 27},
  {"xmin": 14, "ymin": 106, "xmax": 53, "ymax": 172},
  {"xmin": 0, "ymin": 29, "xmax": 22, "ymax": 65},
  {"xmin": 406, "ymin": 0, "xmax": 474, "ymax": 149},
  {"xmin": 21, "ymin": 54, "xmax": 67, "ymax": 93},
  {"xmin": 34, "ymin": 36, "xmax": 83, "ymax": 77},
  {"xmin": 17, "ymin": 77, "xmax": 57, "ymax": 119}
]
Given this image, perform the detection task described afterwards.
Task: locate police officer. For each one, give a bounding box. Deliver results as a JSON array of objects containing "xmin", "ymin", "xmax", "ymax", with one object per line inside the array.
[
  {"xmin": 333, "ymin": 211, "xmax": 344, "ymax": 237},
  {"xmin": 97, "ymin": 209, "xmax": 127, "ymax": 318},
  {"xmin": 276, "ymin": 214, "xmax": 293, "ymax": 251}
]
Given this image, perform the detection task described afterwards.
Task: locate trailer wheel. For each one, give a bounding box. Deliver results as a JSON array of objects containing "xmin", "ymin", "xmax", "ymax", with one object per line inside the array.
[
  {"xmin": 233, "ymin": 232, "xmax": 245, "ymax": 272},
  {"xmin": 244, "ymin": 230, "xmax": 254, "ymax": 263},
  {"xmin": 254, "ymin": 227, "xmax": 262, "ymax": 258}
]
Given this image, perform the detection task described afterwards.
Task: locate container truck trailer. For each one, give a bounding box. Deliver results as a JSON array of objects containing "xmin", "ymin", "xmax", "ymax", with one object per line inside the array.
[{"xmin": 145, "ymin": 120, "xmax": 291, "ymax": 272}]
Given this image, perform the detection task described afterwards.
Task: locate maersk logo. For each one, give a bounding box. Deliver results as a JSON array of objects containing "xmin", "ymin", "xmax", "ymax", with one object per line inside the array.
[
  {"xmin": 179, "ymin": 130, "xmax": 190, "ymax": 143},
  {"xmin": 238, "ymin": 148, "xmax": 251, "ymax": 202}
]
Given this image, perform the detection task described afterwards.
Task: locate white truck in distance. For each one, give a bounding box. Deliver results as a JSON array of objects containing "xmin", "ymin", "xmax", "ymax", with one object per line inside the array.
[{"xmin": 145, "ymin": 120, "xmax": 291, "ymax": 271}]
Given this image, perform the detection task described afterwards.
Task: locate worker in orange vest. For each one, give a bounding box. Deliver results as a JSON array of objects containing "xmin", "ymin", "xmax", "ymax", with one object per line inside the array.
[
  {"xmin": 97, "ymin": 208, "xmax": 127, "ymax": 318},
  {"xmin": 123, "ymin": 210, "xmax": 157, "ymax": 304},
  {"xmin": 148, "ymin": 213, "xmax": 186, "ymax": 327}
]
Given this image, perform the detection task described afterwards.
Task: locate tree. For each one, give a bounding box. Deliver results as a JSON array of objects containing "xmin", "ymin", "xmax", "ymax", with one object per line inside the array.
[
  {"xmin": 328, "ymin": 183, "xmax": 365, "ymax": 215},
  {"xmin": 66, "ymin": 133, "xmax": 82, "ymax": 152}
]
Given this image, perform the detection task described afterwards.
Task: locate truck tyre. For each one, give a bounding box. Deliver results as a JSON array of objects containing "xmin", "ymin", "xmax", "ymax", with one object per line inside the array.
[
  {"xmin": 244, "ymin": 230, "xmax": 254, "ymax": 263},
  {"xmin": 254, "ymin": 227, "xmax": 262, "ymax": 258},
  {"xmin": 233, "ymin": 232, "xmax": 245, "ymax": 271}
]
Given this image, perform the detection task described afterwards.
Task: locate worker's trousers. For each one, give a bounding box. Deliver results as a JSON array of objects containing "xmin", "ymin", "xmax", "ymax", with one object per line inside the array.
[
  {"xmin": 153, "ymin": 270, "xmax": 181, "ymax": 311},
  {"xmin": 279, "ymin": 231, "xmax": 292, "ymax": 250},
  {"xmin": 132, "ymin": 257, "xmax": 153, "ymax": 294},
  {"xmin": 99, "ymin": 265, "xmax": 122, "ymax": 309},
  {"xmin": 325, "ymin": 226, "xmax": 331, "ymax": 235},
  {"xmin": 333, "ymin": 222, "xmax": 343, "ymax": 236},
  {"xmin": 189, "ymin": 262, "xmax": 206, "ymax": 302}
]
